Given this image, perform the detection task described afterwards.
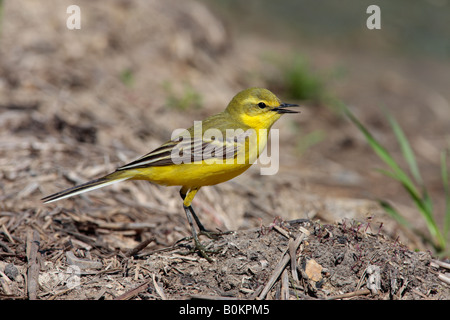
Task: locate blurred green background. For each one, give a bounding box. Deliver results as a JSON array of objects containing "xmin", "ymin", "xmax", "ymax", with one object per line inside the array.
[{"xmin": 203, "ymin": 0, "xmax": 450, "ymax": 59}]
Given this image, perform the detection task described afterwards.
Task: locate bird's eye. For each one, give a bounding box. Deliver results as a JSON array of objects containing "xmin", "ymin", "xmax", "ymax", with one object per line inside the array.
[{"xmin": 258, "ymin": 102, "xmax": 266, "ymax": 108}]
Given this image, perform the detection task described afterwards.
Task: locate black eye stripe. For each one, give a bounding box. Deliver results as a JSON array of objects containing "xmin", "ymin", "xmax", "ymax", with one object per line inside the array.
[{"xmin": 258, "ymin": 102, "xmax": 266, "ymax": 108}]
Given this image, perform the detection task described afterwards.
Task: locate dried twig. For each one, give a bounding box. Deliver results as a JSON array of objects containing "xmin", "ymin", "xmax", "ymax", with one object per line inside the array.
[
  {"xmin": 273, "ymin": 225, "xmax": 290, "ymax": 239},
  {"xmin": 430, "ymin": 259, "xmax": 450, "ymax": 286},
  {"xmin": 190, "ymin": 294, "xmax": 240, "ymax": 300},
  {"xmin": 437, "ymin": 274, "xmax": 450, "ymax": 286},
  {"xmin": 114, "ymin": 280, "xmax": 151, "ymax": 300},
  {"xmin": 0, "ymin": 270, "xmax": 13, "ymax": 295},
  {"xmin": 125, "ymin": 237, "xmax": 155, "ymax": 257},
  {"xmin": 2, "ymin": 224, "xmax": 15, "ymax": 244},
  {"xmin": 281, "ymin": 269, "xmax": 290, "ymax": 300},
  {"xmin": 152, "ymin": 274, "xmax": 167, "ymax": 300},
  {"xmin": 258, "ymin": 230, "xmax": 307, "ymax": 300},
  {"xmin": 26, "ymin": 229, "xmax": 40, "ymax": 300},
  {"xmin": 0, "ymin": 240, "xmax": 13, "ymax": 254},
  {"xmin": 431, "ymin": 259, "xmax": 450, "ymax": 270},
  {"xmin": 326, "ymin": 289, "xmax": 371, "ymax": 300},
  {"xmin": 288, "ymin": 237, "xmax": 299, "ymax": 282}
]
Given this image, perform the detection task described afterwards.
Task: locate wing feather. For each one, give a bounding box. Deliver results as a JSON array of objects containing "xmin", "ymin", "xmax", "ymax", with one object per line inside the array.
[{"xmin": 117, "ymin": 129, "xmax": 252, "ymax": 170}]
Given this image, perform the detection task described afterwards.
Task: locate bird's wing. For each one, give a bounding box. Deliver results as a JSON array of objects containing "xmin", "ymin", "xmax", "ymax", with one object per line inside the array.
[{"xmin": 117, "ymin": 129, "xmax": 252, "ymax": 170}]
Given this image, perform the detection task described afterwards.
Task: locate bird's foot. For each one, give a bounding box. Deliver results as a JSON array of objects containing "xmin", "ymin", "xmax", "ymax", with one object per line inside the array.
[
  {"xmin": 175, "ymin": 230, "xmax": 233, "ymax": 262},
  {"xmin": 198, "ymin": 229, "xmax": 234, "ymax": 240}
]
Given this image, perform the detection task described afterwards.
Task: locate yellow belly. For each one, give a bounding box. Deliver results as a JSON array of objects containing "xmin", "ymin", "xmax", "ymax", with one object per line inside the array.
[
  {"xmin": 121, "ymin": 127, "xmax": 269, "ymax": 188},
  {"xmin": 129, "ymin": 162, "xmax": 252, "ymax": 188}
]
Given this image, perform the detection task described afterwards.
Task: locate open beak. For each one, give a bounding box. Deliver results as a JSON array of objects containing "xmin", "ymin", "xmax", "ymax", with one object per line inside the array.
[{"xmin": 272, "ymin": 103, "xmax": 300, "ymax": 114}]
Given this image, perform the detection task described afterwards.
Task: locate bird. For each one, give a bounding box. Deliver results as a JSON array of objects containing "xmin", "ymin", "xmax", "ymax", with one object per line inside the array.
[{"xmin": 42, "ymin": 87, "xmax": 299, "ymax": 261}]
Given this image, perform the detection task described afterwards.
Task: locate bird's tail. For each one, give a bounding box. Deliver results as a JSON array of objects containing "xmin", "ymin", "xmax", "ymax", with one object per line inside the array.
[{"xmin": 41, "ymin": 171, "xmax": 130, "ymax": 204}]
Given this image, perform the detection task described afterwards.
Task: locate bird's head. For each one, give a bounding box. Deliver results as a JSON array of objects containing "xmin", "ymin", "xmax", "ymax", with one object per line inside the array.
[{"xmin": 226, "ymin": 87, "xmax": 299, "ymax": 129}]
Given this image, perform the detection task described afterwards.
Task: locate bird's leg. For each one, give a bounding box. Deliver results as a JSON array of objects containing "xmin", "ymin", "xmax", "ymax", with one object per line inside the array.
[
  {"xmin": 182, "ymin": 205, "xmax": 213, "ymax": 262},
  {"xmin": 189, "ymin": 205, "xmax": 233, "ymax": 239},
  {"xmin": 180, "ymin": 188, "xmax": 232, "ymax": 238},
  {"xmin": 180, "ymin": 187, "xmax": 216, "ymax": 262},
  {"xmin": 188, "ymin": 204, "xmax": 209, "ymax": 233},
  {"xmin": 180, "ymin": 188, "xmax": 208, "ymax": 232}
]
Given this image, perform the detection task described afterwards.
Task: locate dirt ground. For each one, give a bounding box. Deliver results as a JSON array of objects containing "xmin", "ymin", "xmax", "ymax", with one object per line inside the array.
[{"xmin": 0, "ymin": 1, "xmax": 449, "ymax": 300}]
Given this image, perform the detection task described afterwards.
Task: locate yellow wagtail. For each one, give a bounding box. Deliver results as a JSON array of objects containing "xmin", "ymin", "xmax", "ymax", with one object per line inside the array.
[{"xmin": 42, "ymin": 87, "xmax": 299, "ymax": 261}]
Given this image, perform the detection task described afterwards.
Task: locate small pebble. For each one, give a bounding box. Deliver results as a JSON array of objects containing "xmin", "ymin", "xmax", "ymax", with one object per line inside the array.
[{"xmin": 5, "ymin": 263, "xmax": 19, "ymax": 280}]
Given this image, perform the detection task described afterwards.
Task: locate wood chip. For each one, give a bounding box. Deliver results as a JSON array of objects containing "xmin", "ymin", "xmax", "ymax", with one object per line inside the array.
[
  {"xmin": 366, "ymin": 265, "xmax": 381, "ymax": 294},
  {"xmin": 304, "ymin": 259, "xmax": 323, "ymax": 282},
  {"xmin": 66, "ymin": 251, "xmax": 103, "ymax": 270}
]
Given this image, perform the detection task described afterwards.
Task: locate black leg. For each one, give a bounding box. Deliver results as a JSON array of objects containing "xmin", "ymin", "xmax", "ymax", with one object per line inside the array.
[
  {"xmin": 179, "ymin": 187, "xmax": 231, "ymax": 261},
  {"xmin": 188, "ymin": 205, "xmax": 208, "ymax": 232},
  {"xmin": 183, "ymin": 205, "xmax": 213, "ymax": 262},
  {"xmin": 180, "ymin": 188, "xmax": 209, "ymax": 232}
]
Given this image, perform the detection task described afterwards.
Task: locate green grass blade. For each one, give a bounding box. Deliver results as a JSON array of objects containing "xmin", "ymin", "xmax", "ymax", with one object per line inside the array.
[
  {"xmin": 341, "ymin": 105, "xmax": 399, "ymax": 170},
  {"xmin": 379, "ymin": 200, "xmax": 436, "ymax": 249},
  {"xmin": 340, "ymin": 103, "xmax": 420, "ymax": 196},
  {"xmin": 441, "ymin": 151, "xmax": 450, "ymax": 240},
  {"xmin": 340, "ymin": 101, "xmax": 445, "ymax": 251},
  {"xmin": 385, "ymin": 110, "xmax": 445, "ymax": 249},
  {"xmin": 414, "ymin": 189, "xmax": 443, "ymax": 249},
  {"xmin": 384, "ymin": 110, "xmax": 445, "ymax": 248},
  {"xmin": 379, "ymin": 200, "xmax": 411, "ymax": 228},
  {"xmin": 383, "ymin": 168, "xmax": 438, "ymax": 238},
  {"xmin": 385, "ymin": 110, "xmax": 423, "ymax": 185}
]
